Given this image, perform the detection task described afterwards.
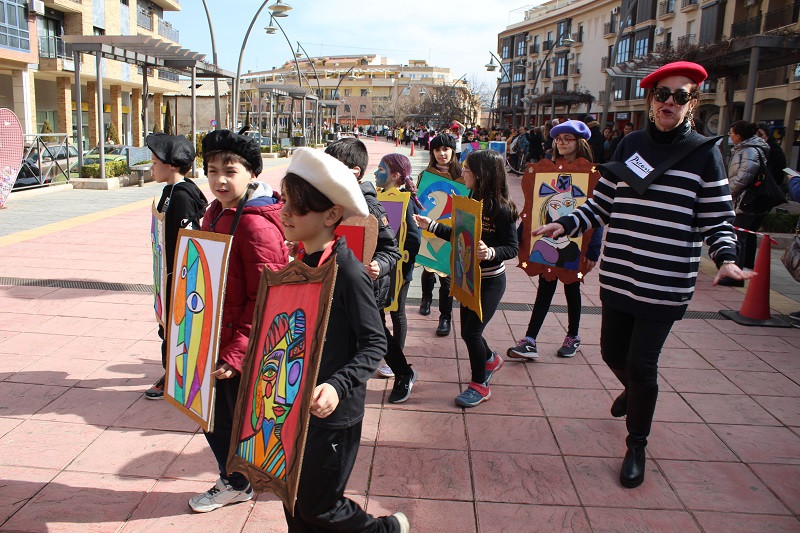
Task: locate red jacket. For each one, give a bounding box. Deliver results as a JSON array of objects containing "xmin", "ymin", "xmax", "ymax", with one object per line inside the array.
[{"xmin": 201, "ymin": 184, "xmax": 289, "ymax": 372}]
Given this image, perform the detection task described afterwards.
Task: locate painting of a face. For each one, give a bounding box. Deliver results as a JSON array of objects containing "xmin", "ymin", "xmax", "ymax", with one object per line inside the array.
[
  {"xmin": 151, "ymin": 211, "xmax": 164, "ymax": 323},
  {"xmin": 544, "ymin": 190, "xmax": 578, "ymax": 224}
]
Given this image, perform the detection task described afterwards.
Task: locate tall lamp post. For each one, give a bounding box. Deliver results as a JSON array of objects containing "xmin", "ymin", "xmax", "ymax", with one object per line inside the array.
[
  {"xmin": 529, "ymin": 29, "xmax": 574, "ymax": 124},
  {"xmin": 295, "ymin": 41, "xmax": 323, "ymax": 145},
  {"xmin": 331, "ymin": 64, "xmax": 359, "ymax": 129},
  {"xmin": 485, "ymin": 53, "xmax": 524, "ymax": 128},
  {"xmin": 200, "ymin": 0, "xmax": 221, "ymax": 129},
  {"xmin": 264, "ymin": 13, "xmax": 303, "ymax": 138}
]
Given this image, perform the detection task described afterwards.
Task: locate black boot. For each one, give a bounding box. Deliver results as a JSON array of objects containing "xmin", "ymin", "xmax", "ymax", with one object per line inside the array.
[
  {"xmin": 609, "ymin": 367, "xmax": 628, "ymax": 418},
  {"xmin": 620, "ymin": 383, "xmax": 658, "ymax": 489},
  {"xmin": 419, "ymin": 296, "xmax": 431, "ymax": 316},
  {"xmin": 436, "ymin": 315, "xmax": 451, "ymax": 336}
]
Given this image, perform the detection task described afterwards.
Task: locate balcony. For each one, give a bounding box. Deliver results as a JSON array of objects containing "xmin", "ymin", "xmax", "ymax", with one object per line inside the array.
[
  {"xmin": 601, "ymin": 56, "xmax": 610, "ymax": 70},
  {"xmin": 763, "ymin": 1, "xmax": 799, "ymax": 32},
  {"xmin": 680, "ymin": 0, "xmax": 698, "ymax": 11},
  {"xmin": 655, "ymin": 41, "xmax": 671, "ymax": 53},
  {"xmin": 658, "ymin": 0, "xmax": 675, "ymax": 19},
  {"xmin": 571, "ymin": 31, "xmax": 583, "ymax": 46},
  {"xmin": 149, "ymin": 0, "xmax": 181, "ymax": 10},
  {"xmin": 38, "ymin": 35, "xmax": 68, "ymax": 59},
  {"xmin": 542, "ymin": 39, "xmax": 553, "ymax": 51},
  {"xmin": 604, "ymin": 21, "xmax": 615, "ymax": 37},
  {"xmin": 137, "ymin": 9, "xmax": 153, "ymax": 31},
  {"xmin": 677, "ymin": 34, "xmax": 695, "ymax": 48},
  {"xmin": 529, "ymin": 43, "xmax": 539, "ymax": 54},
  {"xmin": 731, "ymin": 14, "xmax": 762, "ymax": 37},
  {"xmin": 569, "ymin": 63, "xmax": 581, "ymax": 76},
  {"xmin": 158, "ymin": 69, "xmax": 180, "ymax": 82},
  {"xmin": 157, "ymin": 20, "xmax": 179, "ymax": 42},
  {"xmin": 43, "ymin": 0, "xmax": 83, "ymax": 14}
]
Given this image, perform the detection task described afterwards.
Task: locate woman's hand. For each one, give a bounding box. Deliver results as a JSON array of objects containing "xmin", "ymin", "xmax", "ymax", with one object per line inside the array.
[
  {"xmin": 532, "ymin": 223, "xmax": 565, "ymax": 239},
  {"xmin": 414, "ymin": 214, "xmax": 432, "ymax": 230},
  {"xmin": 713, "ymin": 263, "xmax": 757, "ymax": 285},
  {"xmin": 311, "ymin": 383, "xmax": 339, "ymax": 419},
  {"xmin": 211, "ymin": 363, "xmax": 237, "ymax": 380},
  {"xmin": 477, "ymin": 240, "xmax": 490, "ymax": 260}
]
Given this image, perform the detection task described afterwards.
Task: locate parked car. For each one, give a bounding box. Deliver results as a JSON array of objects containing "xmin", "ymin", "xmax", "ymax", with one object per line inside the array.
[
  {"xmin": 260, "ymin": 137, "xmax": 273, "ymax": 147},
  {"xmin": 14, "ymin": 143, "xmax": 79, "ymax": 189},
  {"xmin": 82, "ymin": 145, "xmax": 136, "ymax": 165}
]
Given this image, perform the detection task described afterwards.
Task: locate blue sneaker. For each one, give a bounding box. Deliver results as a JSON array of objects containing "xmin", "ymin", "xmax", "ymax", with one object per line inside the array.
[
  {"xmin": 485, "ymin": 352, "xmax": 504, "ymax": 384},
  {"xmin": 455, "ymin": 382, "xmax": 491, "ymax": 408}
]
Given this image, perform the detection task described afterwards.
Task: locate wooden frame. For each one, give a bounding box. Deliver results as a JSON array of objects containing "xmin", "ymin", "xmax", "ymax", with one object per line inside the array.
[
  {"xmin": 164, "ymin": 229, "xmax": 233, "ymax": 432},
  {"xmin": 450, "ymin": 196, "xmax": 483, "ymax": 321},
  {"xmin": 334, "ymin": 214, "xmax": 378, "ymax": 266},
  {"xmin": 415, "ymin": 170, "xmax": 470, "ymax": 275},
  {"xmin": 150, "ymin": 201, "xmax": 167, "ymax": 328},
  {"xmin": 377, "ymin": 188, "xmax": 411, "ymax": 312},
  {"xmin": 518, "ymin": 158, "xmax": 599, "ymax": 284},
  {"xmin": 227, "ymin": 259, "xmax": 337, "ymax": 515}
]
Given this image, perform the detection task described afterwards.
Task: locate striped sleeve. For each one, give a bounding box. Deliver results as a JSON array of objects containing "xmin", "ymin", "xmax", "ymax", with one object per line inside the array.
[
  {"xmin": 559, "ymin": 174, "xmax": 616, "ymax": 237},
  {"xmin": 695, "ymin": 148, "xmax": 739, "ymax": 266}
]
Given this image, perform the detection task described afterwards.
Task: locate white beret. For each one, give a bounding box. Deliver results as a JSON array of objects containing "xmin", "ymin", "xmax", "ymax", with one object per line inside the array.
[{"xmin": 286, "ymin": 147, "xmax": 368, "ymax": 219}]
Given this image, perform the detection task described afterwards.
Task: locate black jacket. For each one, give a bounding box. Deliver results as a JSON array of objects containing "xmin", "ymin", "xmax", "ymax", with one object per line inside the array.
[
  {"xmin": 156, "ymin": 178, "xmax": 208, "ymax": 277},
  {"xmin": 400, "ymin": 188, "xmax": 422, "ymax": 282},
  {"xmin": 302, "ymin": 238, "xmax": 387, "ymax": 429},
  {"xmin": 360, "ymin": 181, "xmax": 401, "ymax": 307},
  {"xmin": 586, "ymin": 121, "xmax": 605, "ymax": 164},
  {"xmin": 527, "ymin": 132, "xmax": 545, "ymax": 161},
  {"xmin": 766, "ymin": 137, "xmax": 787, "ymax": 185}
]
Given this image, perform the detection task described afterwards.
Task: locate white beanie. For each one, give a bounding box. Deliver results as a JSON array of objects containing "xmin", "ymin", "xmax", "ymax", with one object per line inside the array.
[{"xmin": 286, "ymin": 147, "xmax": 368, "ymax": 219}]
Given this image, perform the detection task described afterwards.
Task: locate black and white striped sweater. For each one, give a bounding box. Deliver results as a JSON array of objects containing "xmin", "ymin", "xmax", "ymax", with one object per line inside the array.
[{"xmin": 557, "ymin": 124, "xmax": 739, "ymax": 321}]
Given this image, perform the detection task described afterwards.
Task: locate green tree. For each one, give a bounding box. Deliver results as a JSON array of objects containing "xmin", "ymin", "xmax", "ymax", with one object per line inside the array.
[
  {"xmin": 107, "ymin": 121, "xmax": 120, "ymax": 144},
  {"xmin": 164, "ymin": 101, "xmax": 174, "ymax": 135},
  {"xmin": 40, "ymin": 118, "xmax": 56, "ymax": 142}
]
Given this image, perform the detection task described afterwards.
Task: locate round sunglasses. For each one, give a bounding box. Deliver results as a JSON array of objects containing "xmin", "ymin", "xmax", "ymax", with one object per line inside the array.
[{"xmin": 651, "ymin": 86, "xmax": 695, "ymax": 105}]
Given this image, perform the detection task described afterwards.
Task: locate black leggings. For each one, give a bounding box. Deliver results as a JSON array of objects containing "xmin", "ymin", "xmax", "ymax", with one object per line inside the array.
[
  {"xmin": 732, "ymin": 213, "xmax": 765, "ymax": 270},
  {"xmin": 461, "ymin": 274, "xmax": 506, "ymax": 384},
  {"xmin": 421, "ymin": 269, "xmax": 453, "ymax": 318},
  {"xmin": 389, "ymin": 280, "xmax": 411, "ymax": 350},
  {"xmin": 203, "ymin": 376, "xmax": 249, "ymax": 490},
  {"xmin": 526, "ymin": 277, "xmax": 581, "ymax": 338}
]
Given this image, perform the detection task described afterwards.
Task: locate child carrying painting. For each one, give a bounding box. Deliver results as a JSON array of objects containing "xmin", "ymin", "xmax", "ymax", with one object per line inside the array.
[
  {"xmin": 188, "ymin": 130, "xmax": 289, "ymax": 512},
  {"xmin": 415, "ymin": 150, "xmax": 519, "ymax": 408},
  {"xmin": 374, "ymin": 153, "xmax": 422, "ymax": 403},
  {"xmin": 418, "ymin": 134, "xmax": 463, "ymax": 337},
  {"xmin": 507, "ymin": 120, "xmax": 603, "ymax": 361},
  {"xmin": 280, "ymin": 147, "xmax": 409, "ymax": 532},
  {"xmin": 144, "ymin": 133, "xmax": 207, "ymax": 400}
]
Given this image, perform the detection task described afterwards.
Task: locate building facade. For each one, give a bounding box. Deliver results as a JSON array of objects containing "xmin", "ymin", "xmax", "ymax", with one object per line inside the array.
[{"xmin": 0, "ymin": 0, "xmax": 185, "ymax": 148}]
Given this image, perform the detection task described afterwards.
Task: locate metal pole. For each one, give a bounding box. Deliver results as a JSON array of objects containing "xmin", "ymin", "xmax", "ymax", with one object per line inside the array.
[
  {"xmin": 191, "ymin": 66, "xmax": 197, "ymax": 176},
  {"xmin": 200, "ymin": 0, "xmax": 221, "ymax": 129},
  {"xmin": 271, "ymin": 16, "xmax": 302, "ymax": 86},
  {"xmin": 96, "ymin": 53, "xmax": 105, "ymax": 181},
  {"xmin": 234, "ymin": 0, "xmax": 272, "ymax": 130},
  {"xmin": 73, "ymin": 49, "xmax": 83, "ymax": 168},
  {"xmin": 743, "ymin": 47, "xmax": 760, "ymax": 121},
  {"xmin": 142, "ymin": 65, "xmax": 149, "ymax": 143},
  {"xmin": 269, "ymin": 91, "xmax": 274, "ymax": 153}
]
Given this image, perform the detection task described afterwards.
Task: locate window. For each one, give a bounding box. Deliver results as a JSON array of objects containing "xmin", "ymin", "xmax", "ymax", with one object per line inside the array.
[
  {"xmin": 344, "ymin": 89, "xmax": 351, "ymax": 96},
  {"xmin": 533, "ymin": 35, "xmax": 539, "ymax": 50},
  {"xmin": 500, "ymin": 65, "xmax": 510, "ymax": 83},
  {"xmin": 633, "ymin": 78, "xmax": 646, "ymax": 99},
  {"xmin": 616, "ymin": 36, "xmax": 631, "ymax": 64},
  {"xmin": 359, "ymin": 104, "xmax": 367, "ymax": 112},
  {"xmin": 516, "ymin": 37, "xmax": 525, "ymax": 56},
  {"xmin": 513, "ymin": 65, "xmax": 525, "ymax": 82},
  {"xmin": 554, "ymin": 80, "xmax": 568, "ymax": 92},
  {"xmin": 121, "ymin": 0, "xmax": 129, "ymax": 4},
  {"xmin": 330, "ymin": 89, "xmax": 339, "ymax": 99},
  {"xmin": 344, "ymin": 104, "xmax": 351, "ymax": 112},
  {"xmin": 634, "ymin": 34, "xmax": 650, "ymax": 57},
  {"xmin": 0, "ymin": 0, "xmax": 30, "ymax": 51},
  {"xmin": 556, "ymin": 19, "xmax": 571, "ymax": 45},
  {"xmin": 360, "ymin": 88, "xmax": 368, "ymax": 96},
  {"xmin": 501, "ymin": 43, "xmax": 510, "ymax": 59},
  {"xmin": 555, "ymin": 56, "xmax": 568, "ymax": 76},
  {"xmin": 93, "ymin": 27, "xmax": 105, "ymax": 36}
]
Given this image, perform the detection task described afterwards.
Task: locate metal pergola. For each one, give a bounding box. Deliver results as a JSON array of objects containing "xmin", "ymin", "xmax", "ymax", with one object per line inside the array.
[
  {"xmin": 63, "ymin": 35, "xmax": 234, "ymax": 179},
  {"xmin": 255, "ymin": 83, "xmax": 320, "ymax": 146}
]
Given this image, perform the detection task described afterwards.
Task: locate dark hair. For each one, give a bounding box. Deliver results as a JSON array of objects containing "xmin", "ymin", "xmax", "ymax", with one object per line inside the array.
[
  {"xmin": 154, "ymin": 154, "xmax": 192, "ymax": 176},
  {"xmin": 730, "ymin": 120, "xmax": 758, "ymax": 139},
  {"xmin": 324, "ymin": 138, "xmax": 368, "ymax": 179},
  {"xmin": 464, "ymin": 150, "xmax": 518, "ymax": 221},
  {"xmin": 427, "ymin": 143, "xmax": 462, "ymax": 181},
  {"xmin": 553, "ymin": 138, "xmax": 594, "ymax": 162},
  {"xmin": 281, "ymin": 172, "xmax": 336, "ymax": 219},
  {"xmin": 756, "ymin": 122, "xmax": 772, "ymax": 139},
  {"xmin": 624, "ymin": 122, "xmax": 634, "ymax": 129},
  {"xmin": 203, "ymin": 150, "xmax": 253, "ymax": 174}
]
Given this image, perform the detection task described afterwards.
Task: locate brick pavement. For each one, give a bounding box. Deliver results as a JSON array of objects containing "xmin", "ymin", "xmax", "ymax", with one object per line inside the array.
[{"xmin": 0, "ymin": 138, "xmax": 799, "ymax": 532}]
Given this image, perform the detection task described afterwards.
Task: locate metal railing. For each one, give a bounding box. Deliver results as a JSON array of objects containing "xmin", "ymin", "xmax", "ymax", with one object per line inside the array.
[
  {"xmin": 677, "ymin": 34, "xmax": 695, "ymax": 48},
  {"xmin": 543, "ymin": 39, "xmax": 553, "ymax": 51},
  {"xmin": 529, "ymin": 43, "xmax": 539, "ymax": 54},
  {"xmin": 659, "ymin": 0, "xmax": 675, "ymax": 17},
  {"xmin": 38, "ymin": 35, "xmax": 68, "ymax": 59},
  {"xmin": 157, "ymin": 20, "xmax": 179, "ymax": 42},
  {"xmin": 137, "ymin": 9, "xmax": 153, "ymax": 31},
  {"xmin": 15, "ymin": 134, "xmax": 74, "ymax": 191},
  {"xmin": 764, "ymin": 1, "xmax": 800, "ymax": 31},
  {"xmin": 681, "ymin": 0, "xmax": 697, "ymax": 8},
  {"xmin": 655, "ymin": 41, "xmax": 671, "ymax": 53},
  {"xmin": 158, "ymin": 69, "xmax": 179, "ymax": 82},
  {"xmin": 604, "ymin": 21, "xmax": 614, "ymax": 35},
  {"xmin": 570, "ymin": 63, "xmax": 581, "ymax": 75},
  {"xmin": 731, "ymin": 14, "xmax": 762, "ymax": 37},
  {"xmin": 601, "ymin": 56, "xmax": 609, "ymax": 70}
]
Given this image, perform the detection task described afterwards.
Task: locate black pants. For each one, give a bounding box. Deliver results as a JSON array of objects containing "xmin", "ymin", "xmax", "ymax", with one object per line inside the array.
[
  {"xmin": 461, "ymin": 274, "xmax": 506, "ymax": 384},
  {"xmin": 732, "ymin": 213, "xmax": 765, "ymax": 270},
  {"xmin": 380, "ymin": 310, "xmax": 411, "ymax": 377},
  {"xmin": 420, "ymin": 270, "xmax": 453, "ymax": 318},
  {"xmin": 157, "ymin": 272, "xmax": 173, "ymax": 369},
  {"xmin": 389, "ymin": 280, "xmax": 411, "ymax": 350},
  {"xmin": 526, "ymin": 277, "xmax": 581, "ymax": 339},
  {"xmin": 284, "ymin": 422, "xmax": 398, "ymax": 532},
  {"xmin": 203, "ymin": 375, "xmax": 249, "ymax": 490}
]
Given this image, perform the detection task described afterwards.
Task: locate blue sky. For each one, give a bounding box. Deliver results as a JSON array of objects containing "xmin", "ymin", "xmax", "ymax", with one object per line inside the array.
[{"xmin": 168, "ymin": 0, "xmax": 536, "ymax": 89}]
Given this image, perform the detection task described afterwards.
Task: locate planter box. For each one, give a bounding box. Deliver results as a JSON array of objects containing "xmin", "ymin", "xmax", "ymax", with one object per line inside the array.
[{"xmin": 71, "ymin": 172, "xmax": 154, "ymax": 190}]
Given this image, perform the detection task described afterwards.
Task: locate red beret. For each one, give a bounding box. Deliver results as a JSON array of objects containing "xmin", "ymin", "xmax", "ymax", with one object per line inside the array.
[{"xmin": 640, "ymin": 61, "xmax": 707, "ymax": 89}]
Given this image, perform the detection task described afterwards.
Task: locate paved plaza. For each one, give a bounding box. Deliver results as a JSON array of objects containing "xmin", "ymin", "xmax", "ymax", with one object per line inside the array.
[{"xmin": 0, "ymin": 139, "xmax": 799, "ymax": 532}]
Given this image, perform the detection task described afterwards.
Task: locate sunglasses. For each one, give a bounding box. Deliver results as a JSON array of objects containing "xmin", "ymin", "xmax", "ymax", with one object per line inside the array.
[{"xmin": 651, "ymin": 86, "xmax": 695, "ymax": 105}]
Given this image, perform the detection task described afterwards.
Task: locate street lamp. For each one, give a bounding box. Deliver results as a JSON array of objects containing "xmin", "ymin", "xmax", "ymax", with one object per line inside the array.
[
  {"xmin": 530, "ymin": 30, "xmax": 574, "ymax": 125},
  {"xmin": 294, "ymin": 42, "xmax": 323, "ymax": 144},
  {"xmin": 330, "ymin": 64, "xmax": 358, "ymax": 129},
  {"xmin": 486, "ymin": 52, "xmax": 525, "ymax": 128}
]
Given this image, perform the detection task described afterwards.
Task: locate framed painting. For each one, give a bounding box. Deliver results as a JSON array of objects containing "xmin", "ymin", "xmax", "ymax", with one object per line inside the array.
[
  {"xmin": 478, "ymin": 141, "xmax": 489, "ymax": 150},
  {"xmin": 377, "ymin": 188, "xmax": 411, "ymax": 312},
  {"xmin": 150, "ymin": 201, "xmax": 167, "ymax": 328},
  {"xmin": 459, "ymin": 141, "xmax": 481, "ymax": 163},
  {"xmin": 415, "ymin": 170, "xmax": 470, "ymax": 275},
  {"xmin": 489, "ymin": 141, "xmax": 507, "ymax": 160},
  {"xmin": 165, "ymin": 229, "xmax": 233, "ymax": 432},
  {"xmin": 0, "ymin": 108, "xmax": 23, "ymax": 208},
  {"xmin": 227, "ymin": 258, "xmax": 337, "ymax": 515},
  {"xmin": 334, "ymin": 214, "xmax": 378, "ymax": 266},
  {"xmin": 450, "ymin": 196, "xmax": 483, "ymax": 321},
  {"xmin": 518, "ymin": 158, "xmax": 599, "ymax": 284}
]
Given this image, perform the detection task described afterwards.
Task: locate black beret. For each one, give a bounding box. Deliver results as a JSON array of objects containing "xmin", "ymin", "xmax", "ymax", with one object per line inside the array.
[
  {"xmin": 430, "ymin": 134, "xmax": 456, "ymax": 152},
  {"xmin": 145, "ymin": 133, "xmax": 195, "ymax": 168},
  {"xmin": 202, "ymin": 130, "xmax": 262, "ymax": 175}
]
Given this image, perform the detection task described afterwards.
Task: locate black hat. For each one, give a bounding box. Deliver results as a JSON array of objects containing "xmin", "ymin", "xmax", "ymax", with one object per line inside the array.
[
  {"xmin": 430, "ymin": 134, "xmax": 456, "ymax": 152},
  {"xmin": 202, "ymin": 130, "xmax": 262, "ymax": 175},
  {"xmin": 145, "ymin": 133, "xmax": 195, "ymax": 168}
]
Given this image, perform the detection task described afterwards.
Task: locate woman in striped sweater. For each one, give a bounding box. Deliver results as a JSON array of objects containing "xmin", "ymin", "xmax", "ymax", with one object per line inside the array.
[{"xmin": 534, "ymin": 62, "xmax": 754, "ymax": 489}]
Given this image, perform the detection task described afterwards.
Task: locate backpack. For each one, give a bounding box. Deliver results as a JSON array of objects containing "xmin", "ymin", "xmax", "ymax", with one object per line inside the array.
[{"xmin": 739, "ymin": 148, "xmax": 786, "ymax": 214}]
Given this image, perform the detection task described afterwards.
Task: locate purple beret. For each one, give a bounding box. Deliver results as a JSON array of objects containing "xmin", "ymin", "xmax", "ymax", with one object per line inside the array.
[{"xmin": 549, "ymin": 120, "xmax": 591, "ymax": 140}]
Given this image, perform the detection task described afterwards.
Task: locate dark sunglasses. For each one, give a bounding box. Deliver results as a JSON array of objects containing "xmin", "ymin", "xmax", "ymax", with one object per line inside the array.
[{"xmin": 651, "ymin": 86, "xmax": 695, "ymax": 105}]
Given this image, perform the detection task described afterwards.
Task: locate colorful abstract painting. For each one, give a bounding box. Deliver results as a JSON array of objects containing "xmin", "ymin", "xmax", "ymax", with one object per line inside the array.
[
  {"xmin": 518, "ymin": 158, "xmax": 598, "ymax": 284},
  {"xmin": 227, "ymin": 258, "xmax": 336, "ymax": 515},
  {"xmin": 165, "ymin": 229, "xmax": 232, "ymax": 432},
  {"xmin": 450, "ymin": 196, "xmax": 483, "ymax": 320},
  {"xmin": 378, "ymin": 188, "xmax": 411, "ymax": 312},
  {"xmin": 459, "ymin": 141, "xmax": 481, "ymax": 163},
  {"xmin": 151, "ymin": 201, "xmax": 167, "ymax": 328},
  {"xmin": 334, "ymin": 214, "xmax": 378, "ymax": 266},
  {"xmin": 489, "ymin": 141, "xmax": 507, "ymax": 160},
  {"xmin": 415, "ymin": 170, "xmax": 470, "ymax": 275},
  {"xmin": 0, "ymin": 108, "xmax": 23, "ymax": 208}
]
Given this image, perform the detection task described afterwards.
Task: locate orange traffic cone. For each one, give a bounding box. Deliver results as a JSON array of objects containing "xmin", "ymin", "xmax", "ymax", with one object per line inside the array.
[
  {"xmin": 719, "ymin": 234, "xmax": 791, "ymax": 327},
  {"xmin": 395, "ymin": 137, "xmax": 399, "ymax": 147},
  {"xmin": 374, "ymin": 134, "xmax": 378, "ymax": 141},
  {"xmin": 410, "ymin": 142, "xmax": 415, "ymax": 156}
]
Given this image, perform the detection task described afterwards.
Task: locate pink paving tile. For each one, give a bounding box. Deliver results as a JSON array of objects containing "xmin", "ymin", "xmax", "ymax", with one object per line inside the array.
[
  {"xmin": 673, "ymin": 330, "xmax": 744, "ymax": 352},
  {"xmin": 345, "ymin": 445, "xmax": 374, "ymax": 496},
  {"xmin": 721, "ymin": 370, "xmax": 800, "ymax": 397},
  {"xmin": 466, "ymin": 414, "xmax": 559, "ymax": 455},
  {"xmin": 119, "ymin": 478, "xmax": 252, "ymax": 533},
  {"xmin": 241, "ymin": 494, "xmax": 288, "ymax": 533},
  {"xmin": 701, "ymin": 348, "xmax": 775, "ymax": 371},
  {"xmin": 0, "ymin": 311, "xmax": 43, "ymax": 333},
  {"xmin": 112, "ymin": 338, "xmax": 163, "ymax": 365},
  {"xmin": 658, "ymin": 348, "xmax": 714, "ymax": 369},
  {"xmin": 112, "ymin": 396, "xmax": 201, "ymax": 433},
  {"xmin": 652, "ymin": 391, "xmax": 703, "ymax": 423},
  {"xmin": 712, "ymin": 424, "xmax": 800, "ymax": 465},
  {"xmin": 0, "ymin": 382, "xmax": 68, "ymax": 418},
  {"xmin": 591, "ymin": 363, "xmax": 624, "ymax": 390},
  {"xmin": 466, "ymin": 384, "xmax": 545, "ymax": 416},
  {"xmin": 76, "ymin": 359, "xmax": 165, "ymax": 392},
  {"xmin": 0, "ymin": 419, "xmax": 104, "ymax": 469},
  {"xmin": 370, "ymin": 447, "xmax": 471, "ymax": 500},
  {"xmin": 658, "ymin": 368, "xmax": 742, "ymax": 394},
  {"xmin": 753, "ymin": 395, "xmax": 800, "ymax": 426},
  {"xmin": 751, "ymin": 464, "xmax": 800, "ymax": 514},
  {"xmin": 0, "ymin": 285, "xmax": 60, "ymax": 299},
  {"xmin": 585, "ymin": 508, "xmax": 701, "ymax": 532},
  {"xmin": 550, "ymin": 417, "xmax": 628, "ymax": 457},
  {"xmin": 377, "ymin": 410, "xmax": 467, "ymax": 450},
  {"xmin": 682, "ymin": 393, "xmax": 779, "ymax": 425},
  {"xmin": 752, "ymin": 351, "xmax": 800, "ymax": 375},
  {"xmin": 3, "ymin": 470, "xmax": 155, "ymax": 533},
  {"xmin": 380, "ymin": 381, "xmax": 464, "ymax": 414},
  {"xmin": 727, "ymin": 333, "xmax": 798, "ymax": 353},
  {"xmin": 471, "ymin": 452, "xmax": 579, "ymax": 505},
  {"xmin": 0, "ymin": 465, "xmax": 59, "ymax": 523},
  {"xmin": 649, "ymin": 422, "xmax": 738, "ymax": 461},
  {"xmin": 671, "ymin": 319, "xmax": 723, "ymax": 334},
  {"xmin": 405, "ymin": 355, "xmax": 460, "ymax": 383},
  {"xmin": 537, "ymin": 387, "xmax": 614, "ymax": 419},
  {"xmin": 0, "ymin": 331, "xmax": 75, "ymax": 356},
  {"xmin": 31, "ymin": 316, "xmax": 108, "ymax": 337},
  {"xmin": 361, "ymin": 407, "xmax": 380, "ymax": 445},
  {"xmin": 0, "ymin": 416, "xmax": 23, "ymax": 438},
  {"xmin": 0, "ymin": 352, "xmax": 39, "ymax": 380},
  {"xmin": 693, "ymin": 512, "xmax": 800, "ymax": 533},
  {"xmin": 5, "ymin": 356, "xmax": 105, "ymax": 387},
  {"xmin": 367, "ymin": 497, "xmax": 476, "ymax": 533},
  {"xmin": 476, "ymin": 502, "xmax": 589, "ymax": 533},
  {"xmin": 565, "ymin": 456, "xmax": 683, "ymax": 509},
  {"xmin": 479, "ymin": 358, "xmax": 534, "ymax": 387},
  {"xmin": 61, "ymin": 300, "xmax": 144, "ymax": 320},
  {"xmin": 31, "ymin": 388, "xmax": 140, "ymax": 426},
  {"xmin": 659, "ymin": 460, "xmax": 791, "ymax": 514},
  {"xmin": 162, "ymin": 432, "xmax": 220, "ymax": 483},
  {"xmin": 53, "ymin": 335, "xmax": 137, "ymax": 361},
  {"xmin": 403, "ymin": 335, "xmax": 458, "ymax": 358},
  {"xmin": 529, "ymin": 362, "xmax": 604, "ymax": 389},
  {"xmin": 365, "ymin": 377, "xmax": 388, "ymax": 408},
  {"xmin": 85, "ymin": 319, "xmax": 157, "ymax": 340}
]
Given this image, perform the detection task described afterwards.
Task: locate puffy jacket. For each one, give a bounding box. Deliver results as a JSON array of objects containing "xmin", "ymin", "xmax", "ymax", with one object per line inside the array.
[
  {"xmin": 360, "ymin": 181, "xmax": 401, "ymax": 307},
  {"xmin": 728, "ymin": 135, "xmax": 770, "ymax": 212},
  {"xmin": 201, "ymin": 182, "xmax": 289, "ymax": 372}
]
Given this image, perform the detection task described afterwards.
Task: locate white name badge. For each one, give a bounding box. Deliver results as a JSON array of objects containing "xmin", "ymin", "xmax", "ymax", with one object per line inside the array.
[{"xmin": 625, "ymin": 152, "xmax": 654, "ymax": 179}]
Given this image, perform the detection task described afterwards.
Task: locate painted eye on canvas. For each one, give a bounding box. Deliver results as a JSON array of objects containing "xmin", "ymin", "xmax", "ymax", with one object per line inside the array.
[
  {"xmin": 181, "ymin": 266, "xmax": 187, "ymax": 278},
  {"xmin": 186, "ymin": 291, "xmax": 205, "ymax": 313}
]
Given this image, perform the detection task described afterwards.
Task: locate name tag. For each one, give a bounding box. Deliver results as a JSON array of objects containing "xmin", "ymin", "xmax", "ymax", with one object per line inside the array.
[{"xmin": 625, "ymin": 152, "xmax": 654, "ymax": 179}]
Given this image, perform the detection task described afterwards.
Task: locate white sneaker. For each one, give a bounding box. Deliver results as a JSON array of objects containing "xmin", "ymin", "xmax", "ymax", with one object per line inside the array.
[
  {"xmin": 393, "ymin": 511, "xmax": 411, "ymax": 533},
  {"xmin": 188, "ymin": 477, "xmax": 253, "ymax": 513},
  {"xmin": 375, "ymin": 363, "xmax": 394, "ymax": 378}
]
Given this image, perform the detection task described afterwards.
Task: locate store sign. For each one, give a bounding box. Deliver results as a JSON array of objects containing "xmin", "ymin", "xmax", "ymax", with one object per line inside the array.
[{"xmin": 616, "ymin": 112, "xmax": 629, "ymax": 120}]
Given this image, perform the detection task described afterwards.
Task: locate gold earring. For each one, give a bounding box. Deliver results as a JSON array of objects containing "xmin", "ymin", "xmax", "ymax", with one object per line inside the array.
[
  {"xmin": 687, "ymin": 109, "xmax": 695, "ymax": 128},
  {"xmin": 649, "ymin": 108, "xmax": 655, "ymax": 122}
]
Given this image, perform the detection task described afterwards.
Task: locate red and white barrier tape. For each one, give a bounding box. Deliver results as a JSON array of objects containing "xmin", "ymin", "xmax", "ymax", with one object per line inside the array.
[{"xmin": 731, "ymin": 226, "xmax": 778, "ymax": 245}]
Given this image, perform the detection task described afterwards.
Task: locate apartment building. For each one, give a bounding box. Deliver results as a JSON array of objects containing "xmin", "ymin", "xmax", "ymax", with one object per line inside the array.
[
  {"xmin": 0, "ymin": 0, "xmax": 185, "ymax": 148},
  {"xmin": 496, "ymin": 0, "xmax": 799, "ymax": 159}
]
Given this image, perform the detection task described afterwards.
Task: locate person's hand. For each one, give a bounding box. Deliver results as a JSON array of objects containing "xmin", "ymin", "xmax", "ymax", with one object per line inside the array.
[
  {"xmin": 212, "ymin": 362, "xmax": 237, "ymax": 380},
  {"xmin": 414, "ymin": 214, "xmax": 432, "ymax": 230},
  {"xmin": 477, "ymin": 240, "xmax": 490, "ymax": 260},
  {"xmin": 366, "ymin": 260, "xmax": 380, "ymax": 280},
  {"xmin": 311, "ymin": 383, "xmax": 339, "ymax": 419},
  {"xmin": 713, "ymin": 263, "xmax": 757, "ymax": 285},
  {"xmin": 532, "ymin": 223, "xmax": 565, "ymax": 238}
]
